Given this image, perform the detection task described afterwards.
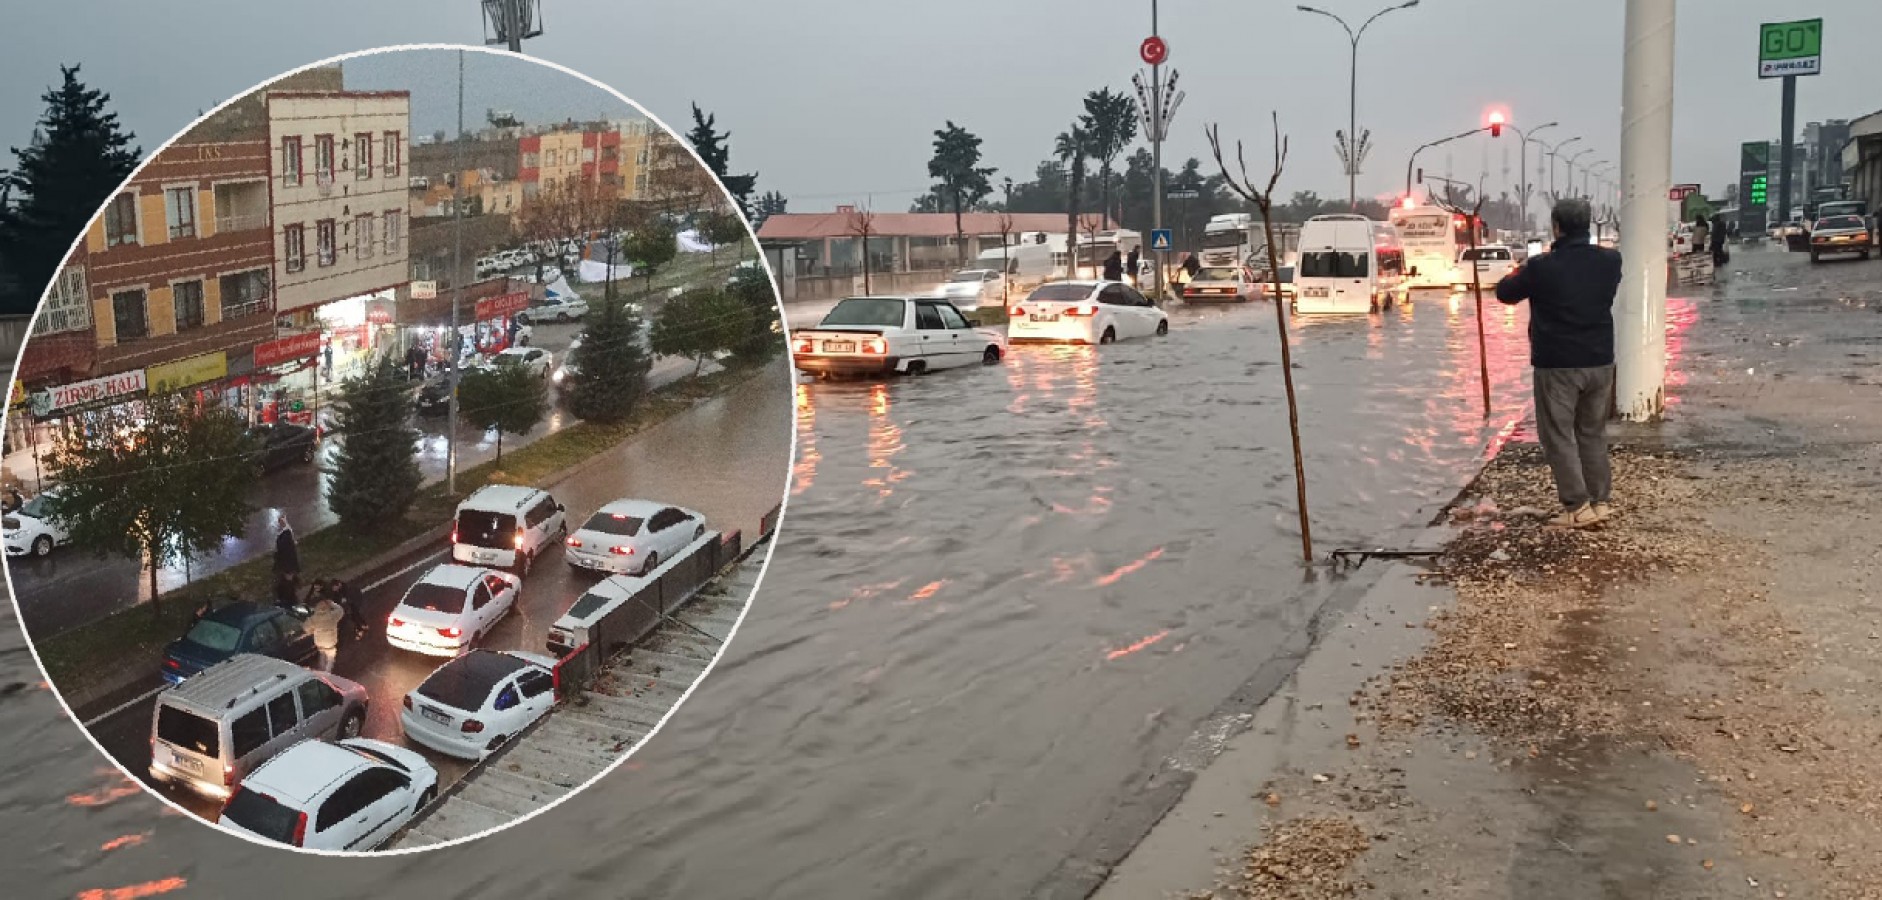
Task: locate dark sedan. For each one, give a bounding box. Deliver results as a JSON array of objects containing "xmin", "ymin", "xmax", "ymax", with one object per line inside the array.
[
  {"xmin": 249, "ymin": 422, "xmax": 318, "ymax": 472},
  {"xmin": 415, "ymin": 375, "xmax": 453, "ymax": 417},
  {"xmin": 160, "ymin": 601, "xmax": 319, "ymax": 684}
]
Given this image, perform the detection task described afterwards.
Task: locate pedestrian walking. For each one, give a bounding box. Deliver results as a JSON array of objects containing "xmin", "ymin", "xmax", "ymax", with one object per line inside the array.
[
  {"xmin": 1709, "ymin": 213, "xmax": 1729, "ymax": 267},
  {"xmin": 306, "ymin": 592, "xmax": 344, "ymax": 672},
  {"xmin": 1102, "ymin": 250, "xmax": 1124, "ymax": 282},
  {"xmin": 1126, "ymin": 246, "xmax": 1142, "ymax": 284},
  {"xmin": 322, "ymin": 342, "xmax": 334, "ymax": 378},
  {"xmin": 1494, "ymin": 198, "xmax": 1624, "ymax": 529},
  {"xmin": 321, "ymin": 577, "xmax": 370, "ymax": 641},
  {"xmin": 406, "ymin": 342, "xmax": 425, "ymax": 381},
  {"xmin": 1689, "ymin": 214, "xmax": 1709, "ymax": 257},
  {"xmin": 273, "ymin": 514, "xmax": 301, "ymax": 607}
]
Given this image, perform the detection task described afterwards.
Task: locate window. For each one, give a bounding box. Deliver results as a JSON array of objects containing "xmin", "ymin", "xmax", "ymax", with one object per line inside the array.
[
  {"xmin": 247, "ymin": 619, "xmax": 280, "ymax": 651},
  {"xmin": 355, "ymin": 214, "xmax": 374, "ymax": 260},
  {"xmin": 156, "ymin": 706, "xmax": 219, "ymax": 757},
  {"xmin": 523, "ymin": 151, "xmax": 539, "ymax": 168},
  {"xmin": 582, "ymin": 147, "xmax": 596, "ymax": 163},
  {"xmin": 281, "ymin": 136, "xmax": 303, "ymax": 186},
  {"xmin": 383, "ymin": 130, "xmax": 401, "ymax": 176},
  {"xmin": 314, "ymin": 134, "xmax": 334, "ymax": 185},
  {"xmin": 33, "ymin": 267, "xmax": 91, "ymax": 336},
  {"xmin": 317, "ymin": 776, "xmax": 372, "ymax": 832},
  {"xmin": 172, "ymin": 280, "xmax": 205, "ymax": 331},
  {"xmin": 265, "ymin": 692, "xmax": 300, "ymax": 740},
  {"xmin": 494, "ymin": 685, "xmax": 520, "ymax": 711},
  {"xmin": 544, "ymin": 149, "xmax": 557, "ymax": 166},
  {"xmin": 938, "ymin": 305, "xmax": 971, "ymax": 330},
  {"xmin": 1121, "ymin": 286, "xmax": 1153, "ymax": 307},
  {"xmin": 231, "ymin": 707, "xmax": 270, "ymax": 758},
  {"xmin": 384, "ymin": 210, "xmax": 402, "ymax": 252},
  {"xmin": 220, "ymin": 269, "xmax": 270, "ymax": 318},
  {"xmin": 284, "ymin": 224, "xmax": 306, "ymax": 273},
  {"xmin": 111, "ymin": 290, "xmax": 148, "ymax": 341},
  {"xmin": 1299, "ymin": 250, "xmax": 1369, "ymax": 278},
  {"xmin": 316, "ymin": 219, "xmax": 336, "ymax": 266},
  {"xmin": 518, "ymin": 670, "xmax": 554, "ymax": 698},
  {"xmin": 104, "ymin": 193, "xmax": 139, "ymax": 246},
  {"xmin": 162, "ymin": 186, "xmax": 196, "ymax": 239},
  {"xmin": 297, "ymin": 679, "xmax": 342, "ymax": 716},
  {"xmin": 1096, "ymin": 285, "xmax": 1129, "ymax": 306},
  {"xmin": 354, "ymin": 132, "xmax": 372, "ymax": 179},
  {"xmin": 472, "ymin": 583, "xmax": 491, "ymax": 611},
  {"xmin": 915, "ymin": 303, "xmax": 946, "ymax": 330}
]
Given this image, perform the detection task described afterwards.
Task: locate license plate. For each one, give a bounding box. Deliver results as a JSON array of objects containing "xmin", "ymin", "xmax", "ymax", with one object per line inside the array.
[
  {"xmin": 1030, "ymin": 313, "xmax": 1059, "ymax": 322},
  {"xmin": 477, "ymin": 551, "xmax": 496, "ymax": 562},
  {"xmin": 421, "ymin": 706, "xmax": 450, "ymax": 725},
  {"xmin": 1304, "ymin": 287, "xmax": 1329, "ymax": 298},
  {"xmin": 823, "ymin": 340, "xmax": 855, "ymax": 352},
  {"xmin": 168, "ymin": 751, "xmax": 202, "ymax": 771}
]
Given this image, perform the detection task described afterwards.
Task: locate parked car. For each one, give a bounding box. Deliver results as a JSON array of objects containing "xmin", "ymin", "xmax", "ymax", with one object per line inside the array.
[
  {"xmin": 1182, "ymin": 265, "xmax": 1262, "ymax": 302},
  {"xmin": 414, "ymin": 375, "xmax": 452, "ymax": 417},
  {"xmin": 450, "ymin": 484, "xmax": 567, "ymax": 575},
  {"xmin": 791, "ymin": 296, "xmax": 1004, "ymax": 377},
  {"xmin": 517, "ymin": 294, "xmax": 588, "ymax": 324},
  {"xmin": 1809, "ymin": 214, "xmax": 1873, "ymax": 262},
  {"xmin": 161, "ymin": 601, "xmax": 319, "ymax": 684},
  {"xmin": 488, "ymin": 345, "xmax": 553, "ymax": 378},
  {"xmin": 563, "ymin": 499, "xmax": 706, "ymax": 576},
  {"xmin": 938, "ymin": 267, "xmax": 1007, "ymax": 311},
  {"xmin": 3, "ymin": 488, "xmax": 70, "ymax": 558},
  {"xmin": 219, "ymin": 738, "xmax": 438, "ymax": 851},
  {"xmin": 385, "ymin": 564, "xmax": 520, "ymax": 657},
  {"xmin": 1007, "ymin": 280, "xmax": 1169, "ymax": 344},
  {"xmin": 248, "ymin": 422, "xmax": 318, "ymax": 472},
  {"xmin": 398, "ymin": 649, "xmax": 559, "ymax": 761},
  {"xmin": 149, "ymin": 654, "xmax": 369, "ymax": 800},
  {"xmin": 1452, "ymin": 245, "xmax": 1518, "ymax": 292}
]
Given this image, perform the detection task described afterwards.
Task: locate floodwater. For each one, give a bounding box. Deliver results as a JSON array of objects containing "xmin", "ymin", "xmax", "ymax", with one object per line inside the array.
[{"xmin": 0, "ymin": 289, "xmax": 1547, "ymax": 898}]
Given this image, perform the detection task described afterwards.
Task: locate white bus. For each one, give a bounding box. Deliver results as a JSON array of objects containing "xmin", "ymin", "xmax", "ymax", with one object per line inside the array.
[{"xmin": 1389, "ymin": 203, "xmax": 1482, "ymax": 290}]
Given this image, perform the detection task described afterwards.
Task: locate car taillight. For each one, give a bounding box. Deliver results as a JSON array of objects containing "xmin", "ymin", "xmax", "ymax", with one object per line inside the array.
[
  {"xmin": 462, "ymin": 719, "xmax": 485, "ymax": 734},
  {"xmin": 609, "ymin": 545, "xmax": 635, "ymax": 556},
  {"xmin": 860, "ymin": 338, "xmax": 888, "ymax": 355},
  {"xmin": 793, "ymin": 338, "xmax": 814, "ymax": 353},
  {"xmin": 224, "ymin": 763, "xmax": 235, "ymax": 786},
  {"xmin": 1009, "ymin": 306, "xmax": 1024, "ymax": 317},
  {"xmin": 389, "ymin": 616, "xmax": 404, "ymax": 629},
  {"xmin": 1064, "ymin": 304, "xmax": 1097, "ymax": 317},
  {"xmin": 514, "ymin": 528, "xmax": 526, "ymax": 549},
  {"xmin": 291, "ymin": 810, "xmax": 308, "ymax": 847},
  {"xmin": 450, "ymin": 528, "xmax": 458, "ymax": 544},
  {"xmin": 402, "ymin": 695, "xmax": 413, "ymax": 710},
  {"xmin": 440, "ymin": 627, "xmax": 462, "ymax": 638},
  {"xmin": 164, "ymin": 658, "xmax": 181, "ymax": 670},
  {"xmin": 566, "ymin": 536, "xmax": 583, "ymax": 547}
]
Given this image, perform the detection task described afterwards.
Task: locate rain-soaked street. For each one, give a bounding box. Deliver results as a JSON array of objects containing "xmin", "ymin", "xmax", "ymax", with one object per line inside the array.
[{"xmin": 2, "ymin": 247, "xmax": 1874, "ymax": 898}]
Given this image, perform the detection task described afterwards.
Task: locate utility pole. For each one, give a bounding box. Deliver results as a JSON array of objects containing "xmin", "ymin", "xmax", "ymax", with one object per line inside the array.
[
  {"xmin": 1777, "ymin": 77, "xmax": 1796, "ymax": 225},
  {"xmin": 1616, "ymin": 0, "xmax": 1674, "ymax": 422},
  {"xmin": 1299, "ymin": 2, "xmax": 1419, "ymax": 210},
  {"xmin": 447, "ymin": 49, "xmax": 466, "ymax": 494}
]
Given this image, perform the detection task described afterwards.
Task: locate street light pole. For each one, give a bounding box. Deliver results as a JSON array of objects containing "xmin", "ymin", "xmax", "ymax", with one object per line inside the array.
[
  {"xmin": 1299, "ymin": 1, "xmax": 1421, "ymax": 210},
  {"xmin": 446, "ymin": 49, "xmax": 465, "ymax": 495},
  {"xmin": 1510, "ymin": 121, "xmax": 1556, "ymax": 234},
  {"xmin": 1564, "ymin": 148, "xmax": 1594, "ymax": 201},
  {"xmin": 1543, "ymin": 136, "xmax": 1582, "ymax": 202},
  {"xmin": 1616, "ymin": 0, "xmax": 1674, "ymax": 422},
  {"xmin": 1406, "ymin": 125, "xmax": 1490, "ymax": 199}
]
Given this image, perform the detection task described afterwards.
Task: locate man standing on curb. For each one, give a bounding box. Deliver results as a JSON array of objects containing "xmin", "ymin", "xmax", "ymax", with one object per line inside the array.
[{"xmin": 1494, "ymin": 198, "xmax": 1624, "ymax": 529}]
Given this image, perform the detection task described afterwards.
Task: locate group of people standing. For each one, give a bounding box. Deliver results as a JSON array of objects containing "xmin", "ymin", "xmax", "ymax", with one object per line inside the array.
[
  {"xmin": 271, "ymin": 514, "xmax": 367, "ymax": 672},
  {"xmin": 1688, "ymin": 212, "xmax": 1732, "ymax": 267}
]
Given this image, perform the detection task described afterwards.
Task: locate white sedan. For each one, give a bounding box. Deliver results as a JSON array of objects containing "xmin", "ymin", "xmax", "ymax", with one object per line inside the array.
[
  {"xmin": 1007, "ymin": 280, "xmax": 1169, "ymax": 345},
  {"xmin": 563, "ymin": 499, "xmax": 706, "ymax": 576},
  {"xmin": 491, "ymin": 345, "xmax": 553, "ymax": 378},
  {"xmin": 791, "ymin": 296, "xmax": 1004, "ymax": 377},
  {"xmin": 3, "ymin": 490, "xmax": 70, "ymax": 558},
  {"xmin": 399, "ymin": 649, "xmax": 559, "ymax": 761},
  {"xmin": 519, "ymin": 294, "xmax": 587, "ymax": 324},
  {"xmin": 385, "ymin": 564, "xmax": 520, "ymax": 657},
  {"xmin": 1181, "ymin": 265, "xmax": 1262, "ymax": 302},
  {"xmin": 218, "ymin": 738, "xmax": 438, "ymax": 852}
]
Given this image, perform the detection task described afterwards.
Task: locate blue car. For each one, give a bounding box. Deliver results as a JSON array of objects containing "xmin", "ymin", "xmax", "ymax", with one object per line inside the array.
[{"xmin": 160, "ymin": 601, "xmax": 319, "ymax": 685}]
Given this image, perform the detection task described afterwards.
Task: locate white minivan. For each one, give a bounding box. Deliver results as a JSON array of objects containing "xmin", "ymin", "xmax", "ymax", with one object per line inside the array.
[
  {"xmin": 450, "ymin": 485, "xmax": 567, "ymax": 575},
  {"xmin": 1292, "ymin": 215, "xmax": 1411, "ymax": 315}
]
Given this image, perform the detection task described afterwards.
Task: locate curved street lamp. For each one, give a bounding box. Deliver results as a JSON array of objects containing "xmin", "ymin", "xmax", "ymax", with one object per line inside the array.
[
  {"xmin": 1542, "ymin": 136, "xmax": 1582, "ymax": 201},
  {"xmin": 1507, "ymin": 120, "xmax": 1557, "ymax": 234},
  {"xmin": 1298, "ymin": 0, "xmax": 1422, "ymax": 210},
  {"xmin": 1564, "ymin": 148, "xmax": 1595, "ymax": 201}
]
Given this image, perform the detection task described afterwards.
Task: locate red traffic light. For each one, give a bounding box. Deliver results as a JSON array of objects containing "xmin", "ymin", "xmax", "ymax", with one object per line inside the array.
[
  {"xmin": 1487, "ymin": 110, "xmax": 1505, "ymax": 137},
  {"xmin": 1400, "ymin": 196, "xmax": 1416, "ymax": 209}
]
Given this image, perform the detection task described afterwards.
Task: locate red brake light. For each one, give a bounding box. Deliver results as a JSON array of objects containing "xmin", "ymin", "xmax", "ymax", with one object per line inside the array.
[
  {"xmin": 439, "ymin": 627, "xmax": 462, "ymax": 638},
  {"xmin": 1064, "ymin": 304, "xmax": 1097, "ymax": 317},
  {"xmin": 1401, "ymin": 196, "xmax": 1416, "ymax": 209},
  {"xmin": 450, "ymin": 528, "xmax": 458, "ymax": 544},
  {"xmin": 609, "ymin": 545, "xmax": 635, "ymax": 555},
  {"xmin": 291, "ymin": 810, "xmax": 308, "ymax": 847},
  {"xmin": 388, "ymin": 616, "xmax": 404, "ymax": 629},
  {"xmin": 793, "ymin": 338, "xmax": 813, "ymax": 353},
  {"xmin": 565, "ymin": 536, "xmax": 583, "ymax": 547},
  {"xmin": 402, "ymin": 695, "xmax": 413, "ymax": 710},
  {"xmin": 1009, "ymin": 306, "xmax": 1024, "ymax": 317},
  {"xmin": 164, "ymin": 658, "xmax": 181, "ymax": 670},
  {"xmin": 462, "ymin": 719, "xmax": 485, "ymax": 734},
  {"xmin": 860, "ymin": 338, "xmax": 888, "ymax": 355},
  {"xmin": 513, "ymin": 528, "xmax": 525, "ymax": 549}
]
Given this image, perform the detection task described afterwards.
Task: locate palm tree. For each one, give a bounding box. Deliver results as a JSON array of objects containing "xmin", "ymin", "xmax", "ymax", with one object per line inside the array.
[
  {"xmin": 1056, "ymin": 125, "xmax": 1090, "ymax": 279},
  {"xmin": 1079, "ymin": 88, "xmax": 1138, "ymax": 226}
]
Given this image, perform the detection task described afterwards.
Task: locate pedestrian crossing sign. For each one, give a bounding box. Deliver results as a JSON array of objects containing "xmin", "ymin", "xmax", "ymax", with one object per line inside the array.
[{"xmin": 1150, "ymin": 229, "xmax": 1173, "ymax": 251}]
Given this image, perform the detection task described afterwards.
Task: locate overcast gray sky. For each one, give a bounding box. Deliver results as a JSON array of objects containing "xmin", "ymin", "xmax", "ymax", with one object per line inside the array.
[
  {"xmin": 340, "ymin": 50, "xmax": 646, "ymax": 137},
  {"xmin": 3, "ymin": 1, "xmax": 1878, "ymax": 211}
]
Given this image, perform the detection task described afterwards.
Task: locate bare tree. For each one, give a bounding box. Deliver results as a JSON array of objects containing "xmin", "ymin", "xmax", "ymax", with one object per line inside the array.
[
  {"xmin": 995, "ymin": 211, "xmax": 1015, "ymax": 307},
  {"xmin": 1207, "ymin": 114, "xmax": 1313, "ymax": 564},
  {"xmin": 846, "ymin": 205, "xmax": 877, "ymax": 294}
]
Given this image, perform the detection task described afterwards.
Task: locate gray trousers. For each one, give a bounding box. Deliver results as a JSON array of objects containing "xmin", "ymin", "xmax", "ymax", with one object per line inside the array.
[{"xmin": 1533, "ymin": 365, "xmax": 1615, "ymax": 509}]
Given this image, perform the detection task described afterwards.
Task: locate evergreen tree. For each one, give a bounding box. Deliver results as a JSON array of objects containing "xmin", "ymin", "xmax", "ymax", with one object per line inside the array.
[
  {"xmin": 726, "ymin": 262, "xmax": 781, "ymax": 362},
  {"xmin": 623, "ymin": 220, "xmax": 678, "ymax": 297},
  {"xmin": 43, "ymin": 393, "xmax": 257, "ymax": 614},
  {"xmin": 651, "ymin": 287, "xmax": 753, "ymax": 376},
  {"xmin": 0, "ymin": 65, "xmax": 140, "ymax": 314},
  {"xmin": 927, "ymin": 121, "xmax": 997, "ymax": 266},
  {"xmin": 750, "ymin": 190, "xmax": 788, "ymax": 230},
  {"xmin": 685, "ymin": 104, "xmax": 757, "ymax": 215},
  {"xmin": 698, "ymin": 209, "xmax": 749, "ymax": 262},
  {"xmin": 567, "ymin": 298, "xmax": 651, "ymax": 423},
  {"xmin": 327, "ymin": 356, "xmax": 422, "ymax": 530},
  {"xmin": 457, "ymin": 361, "xmax": 548, "ymax": 463}
]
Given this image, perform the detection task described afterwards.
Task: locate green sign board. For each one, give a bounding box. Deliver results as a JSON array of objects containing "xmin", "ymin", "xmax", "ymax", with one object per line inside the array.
[
  {"xmin": 1748, "ymin": 176, "xmax": 1768, "ymax": 206},
  {"xmin": 1758, "ymin": 18, "xmax": 1822, "ymax": 78}
]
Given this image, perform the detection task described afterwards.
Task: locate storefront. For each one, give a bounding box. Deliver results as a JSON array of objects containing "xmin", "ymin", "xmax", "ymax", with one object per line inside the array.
[
  {"xmin": 314, "ymin": 290, "xmax": 400, "ymax": 382},
  {"xmin": 249, "ymin": 331, "xmax": 325, "ymax": 430},
  {"xmin": 471, "ymin": 290, "xmax": 531, "ymax": 358},
  {"xmin": 16, "ymin": 368, "xmax": 152, "ymax": 489}
]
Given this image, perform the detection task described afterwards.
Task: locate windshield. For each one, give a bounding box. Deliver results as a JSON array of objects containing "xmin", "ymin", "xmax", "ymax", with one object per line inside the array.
[
  {"xmin": 402, "ymin": 581, "xmax": 466, "ymax": 615},
  {"xmin": 1196, "ymin": 267, "xmax": 1241, "ymax": 281},
  {"xmin": 223, "ymin": 788, "xmax": 301, "ymax": 844},
  {"xmin": 454, "ymin": 510, "xmax": 518, "ymax": 550},
  {"xmin": 156, "ymin": 705, "xmax": 219, "ymax": 757},
  {"xmin": 1026, "ymin": 283, "xmax": 1094, "ymax": 304},
  {"xmin": 1818, "ymin": 216, "xmax": 1864, "ymax": 230},
  {"xmin": 1300, "ymin": 250, "xmax": 1369, "ymax": 278},
  {"xmin": 18, "ymin": 494, "xmax": 52, "ymax": 519},
  {"xmin": 565, "ymin": 589, "xmax": 616, "ymax": 621},
  {"xmin": 820, "ymin": 298, "xmax": 905, "ymax": 327},
  {"xmin": 581, "ymin": 511, "xmax": 643, "ymax": 536},
  {"xmin": 1202, "ymin": 229, "xmax": 1249, "ymax": 249},
  {"xmin": 182, "ymin": 619, "xmax": 244, "ymax": 652}
]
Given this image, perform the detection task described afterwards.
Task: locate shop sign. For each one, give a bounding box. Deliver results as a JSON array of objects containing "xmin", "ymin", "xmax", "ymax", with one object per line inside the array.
[
  {"xmin": 254, "ymin": 331, "xmax": 323, "ymax": 368},
  {"xmin": 366, "ymin": 298, "xmax": 396, "ymax": 323},
  {"xmin": 475, "ymin": 291, "xmax": 530, "ymax": 320},
  {"xmin": 146, "ymin": 351, "xmax": 228, "ymax": 394},
  {"xmin": 410, "ymin": 281, "xmax": 438, "ymax": 300},
  {"xmin": 33, "ymin": 369, "xmax": 147, "ymax": 416}
]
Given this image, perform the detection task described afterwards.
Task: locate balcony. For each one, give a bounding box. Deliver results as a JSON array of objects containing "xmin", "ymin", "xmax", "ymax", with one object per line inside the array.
[
  {"xmin": 213, "ymin": 181, "xmax": 270, "ymax": 234},
  {"xmin": 216, "ymin": 212, "xmax": 269, "ymax": 233}
]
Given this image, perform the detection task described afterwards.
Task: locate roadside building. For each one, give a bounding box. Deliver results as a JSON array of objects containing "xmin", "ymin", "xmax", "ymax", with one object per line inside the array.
[
  {"xmin": 756, "ymin": 209, "xmax": 1095, "ymax": 277},
  {"xmin": 1841, "ymin": 109, "xmax": 1882, "ymax": 218},
  {"xmin": 519, "ymin": 122, "xmax": 622, "ymax": 200}
]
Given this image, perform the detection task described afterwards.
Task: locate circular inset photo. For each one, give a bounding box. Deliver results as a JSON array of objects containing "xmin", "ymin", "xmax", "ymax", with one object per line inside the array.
[{"xmin": 1, "ymin": 45, "xmax": 792, "ymax": 855}]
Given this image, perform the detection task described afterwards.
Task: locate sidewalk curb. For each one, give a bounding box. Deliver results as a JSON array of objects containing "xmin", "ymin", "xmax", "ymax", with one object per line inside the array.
[{"xmin": 59, "ymin": 362, "xmax": 776, "ymax": 718}]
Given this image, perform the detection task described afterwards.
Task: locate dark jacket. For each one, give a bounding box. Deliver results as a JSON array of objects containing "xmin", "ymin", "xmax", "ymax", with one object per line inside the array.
[
  {"xmin": 1494, "ymin": 233, "xmax": 1623, "ymax": 369},
  {"xmin": 1102, "ymin": 253, "xmax": 1124, "ymax": 281},
  {"xmin": 274, "ymin": 527, "xmax": 300, "ymax": 576}
]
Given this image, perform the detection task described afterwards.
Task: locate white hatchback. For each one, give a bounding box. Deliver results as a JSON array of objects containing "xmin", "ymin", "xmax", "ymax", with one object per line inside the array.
[
  {"xmin": 3, "ymin": 490, "xmax": 70, "ymax": 558},
  {"xmin": 1008, "ymin": 280, "xmax": 1169, "ymax": 345},
  {"xmin": 218, "ymin": 738, "xmax": 438, "ymax": 852},
  {"xmin": 385, "ymin": 564, "xmax": 520, "ymax": 657},
  {"xmin": 399, "ymin": 649, "xmax": 559, "ymax": 761},
  {"xmin": 563, "ymin": 499, "xmax": 706, "ymax": 576}
]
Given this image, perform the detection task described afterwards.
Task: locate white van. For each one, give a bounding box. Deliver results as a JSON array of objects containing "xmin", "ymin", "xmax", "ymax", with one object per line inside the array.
[
  {"xmin": 1292, "ymin": 215, "xmax": 1411, "ymax": 315},
  {"xmin": 974, "ymin": 242, "xmax": 1057, "ymax": 294}
]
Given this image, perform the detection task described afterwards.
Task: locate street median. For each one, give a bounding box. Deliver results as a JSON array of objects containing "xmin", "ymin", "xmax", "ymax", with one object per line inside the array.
[{"xmin": 39, "ymin": 355, "xmax": 781, "ymax": 716}]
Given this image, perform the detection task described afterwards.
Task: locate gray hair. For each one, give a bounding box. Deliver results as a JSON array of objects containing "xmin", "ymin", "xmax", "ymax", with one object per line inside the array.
[{"xmin": 1552, "ymin": 198, "xmax": 1593, "ymax": 234}]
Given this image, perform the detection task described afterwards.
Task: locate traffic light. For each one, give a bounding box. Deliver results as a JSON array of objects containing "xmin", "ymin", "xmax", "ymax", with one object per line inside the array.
[{"xmin": 1487, "ymin": 111, "xmax": 1505, "ymax": 137}]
